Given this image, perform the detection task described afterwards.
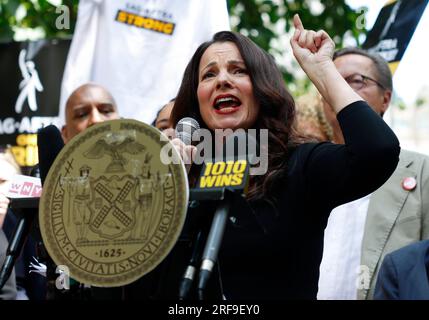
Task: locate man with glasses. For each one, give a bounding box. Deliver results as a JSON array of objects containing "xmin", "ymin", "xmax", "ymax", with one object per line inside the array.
[{"xmin": 318, "ymin": 47, "xmax": 429, "ymax": 300}]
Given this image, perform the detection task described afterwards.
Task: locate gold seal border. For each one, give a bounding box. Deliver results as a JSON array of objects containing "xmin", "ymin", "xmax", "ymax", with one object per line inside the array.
[{"xmin": 39, "ymin": 120, "xmax": 189, "ymax": 287}]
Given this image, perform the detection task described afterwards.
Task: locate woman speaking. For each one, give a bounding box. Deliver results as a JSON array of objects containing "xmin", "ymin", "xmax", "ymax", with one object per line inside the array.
[{"xmin": 170, "ymin": 15, "xmax": 400, "ymax": 299}]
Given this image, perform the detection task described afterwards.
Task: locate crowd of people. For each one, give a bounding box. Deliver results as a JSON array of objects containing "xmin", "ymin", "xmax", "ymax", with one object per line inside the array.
[{"xmin": 1, "ymin": 13, "xmax": 428, "ymax": 300}]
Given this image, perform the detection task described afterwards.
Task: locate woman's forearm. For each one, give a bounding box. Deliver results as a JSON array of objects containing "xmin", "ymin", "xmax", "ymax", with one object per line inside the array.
[{"xmin": 307, "ymin": 61, "xmax": 362, "ymax": 114}]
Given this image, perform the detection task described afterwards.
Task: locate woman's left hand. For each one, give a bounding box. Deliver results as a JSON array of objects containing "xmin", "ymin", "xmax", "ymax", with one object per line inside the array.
[
  {"xmin": 170, "ymin": 138, "xmax": 197, "ymax": 174},
  {"xmin": 290, "ymin": 14, "xmax": 335, "ymax": 76}
]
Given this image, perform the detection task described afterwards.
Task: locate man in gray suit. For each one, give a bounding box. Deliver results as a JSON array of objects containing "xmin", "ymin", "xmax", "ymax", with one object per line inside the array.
[{"xmin": 318, "ymin": 47, "xmax": 429, "ymax": 300}]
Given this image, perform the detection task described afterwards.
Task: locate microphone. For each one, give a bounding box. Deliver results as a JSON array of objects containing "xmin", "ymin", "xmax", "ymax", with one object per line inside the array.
[
  {"xmin": 0, "ymin": 125, "xmax": 64, "ymax": 290},
  {"xmin": 178, "ymin": 230, "xmax": 205, "ymax": 300},
  {"xmin": 197, "ymin": 199, "xmax": 230, "ymax": 299},
  {"xmin": 196, "ymin": 131, "xmax": 256, "ymax": 299},
  {"xmin": 175, "ymin": 117, "xmax": 200, "ymax": 146},
  {"xmin": 38, "ymin": 125, "xmax": 65, "ymax": 184},
  {"xmin": 175, "ymin": 117, "xmax": 203, "ymax": 299}
]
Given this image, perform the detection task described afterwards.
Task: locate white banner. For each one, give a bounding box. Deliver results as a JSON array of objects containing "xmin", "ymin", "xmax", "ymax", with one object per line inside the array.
[{"xmin": 59, "ymin": 0, "xmax": 230, "ymax": 126}]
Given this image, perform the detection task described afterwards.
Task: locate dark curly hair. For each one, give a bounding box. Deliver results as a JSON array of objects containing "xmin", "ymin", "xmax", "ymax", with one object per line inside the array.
[{"xmin": 171, "ymin": 31, "xmax": 299, "ymax": 201}]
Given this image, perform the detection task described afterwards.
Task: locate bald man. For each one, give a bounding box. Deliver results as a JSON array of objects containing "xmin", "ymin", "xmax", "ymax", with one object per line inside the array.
[
  {"xmin": 41, "ymin": 84, "xmax": 118, "ymax": 299},
  {"xmin": 61, "ymin": 83, "xmax": 119, "ymax": 143}
]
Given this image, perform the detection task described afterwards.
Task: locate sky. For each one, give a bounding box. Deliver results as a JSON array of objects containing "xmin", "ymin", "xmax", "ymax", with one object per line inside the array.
[{"xmin": 347, "ymin": 0, "xmax": 429, "ymax": 105}]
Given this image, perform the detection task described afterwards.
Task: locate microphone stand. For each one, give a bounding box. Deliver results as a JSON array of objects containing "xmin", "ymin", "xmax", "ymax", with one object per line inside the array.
[
  {"xmin": 179, "ymin": 188, "xmax": 251, "ymax": 300},
  {"xmin": 197, "ymin": 197, "xmax": 230, "ymax": 300},
  {"xmin": 178, "ymin": 230, "xmax": 205, "ymax": 300}
]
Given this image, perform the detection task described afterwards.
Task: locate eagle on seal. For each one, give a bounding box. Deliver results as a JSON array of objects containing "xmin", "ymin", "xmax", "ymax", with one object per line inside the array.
[{"xmin": 84, "ymin": 135, "xmax": 146, "ymax": 172}]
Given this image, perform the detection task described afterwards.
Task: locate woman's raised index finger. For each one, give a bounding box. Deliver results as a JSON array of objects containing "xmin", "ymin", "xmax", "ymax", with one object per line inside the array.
[{"xmin": 293, "ymin": 14, "xmax": 304, "ymax": 31}]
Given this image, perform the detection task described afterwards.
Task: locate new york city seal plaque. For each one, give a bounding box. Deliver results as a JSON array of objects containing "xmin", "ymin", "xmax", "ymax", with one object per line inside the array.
[{"xmin": 39, "ymin": 119, "xmax": 188, "ymax": 287}]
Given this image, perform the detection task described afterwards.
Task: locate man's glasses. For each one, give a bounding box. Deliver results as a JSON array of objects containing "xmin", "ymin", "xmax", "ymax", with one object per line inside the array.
[{"xmin": 344, "ymin": 73, "xmax": 385, "ymax": 91}]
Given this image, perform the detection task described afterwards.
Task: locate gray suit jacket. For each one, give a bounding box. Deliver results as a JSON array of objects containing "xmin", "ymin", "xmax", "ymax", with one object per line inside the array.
[{"xmin": 358, "ymin": 149, "xmax": 429, "ymax": 299}]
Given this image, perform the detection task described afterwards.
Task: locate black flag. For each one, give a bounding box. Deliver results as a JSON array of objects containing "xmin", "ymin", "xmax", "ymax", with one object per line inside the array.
[{"xmin": 362, "ymin": 0, "xmax": 428, "ymax": 74}]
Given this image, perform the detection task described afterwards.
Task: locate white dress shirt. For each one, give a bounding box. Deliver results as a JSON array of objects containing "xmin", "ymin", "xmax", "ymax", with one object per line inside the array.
[{"xmin": 317, "ymin": 194, "xmax": 371, "ymax": 300}]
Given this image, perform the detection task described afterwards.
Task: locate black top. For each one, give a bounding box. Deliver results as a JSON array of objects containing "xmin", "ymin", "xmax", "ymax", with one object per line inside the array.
[{"xmin": 218, "ymin": 101, "xmax": 400, "ymax": 299}]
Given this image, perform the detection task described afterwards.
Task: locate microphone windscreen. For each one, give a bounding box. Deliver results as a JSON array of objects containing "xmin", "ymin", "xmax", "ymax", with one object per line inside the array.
[
  {"xmin": 37, "ymin": 125, "xmax": 65, "ymax": 185},
  {"xmin": 175, "ymin": 117, "xmax": 200, "ymax": 146}
]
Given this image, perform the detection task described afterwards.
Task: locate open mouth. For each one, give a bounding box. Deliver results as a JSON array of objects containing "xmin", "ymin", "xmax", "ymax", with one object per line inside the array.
[{"xmin": 213, "ymin": 95, "xmax": 241, "ymax": 113}]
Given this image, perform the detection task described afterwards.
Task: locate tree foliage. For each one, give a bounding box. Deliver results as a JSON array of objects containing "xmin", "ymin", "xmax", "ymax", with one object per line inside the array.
[
  {"xmin": 227, "ymin": 0, "xmax": 366, "ymax": 91},
  {"xmin": 228, "ymin": 0, "xmax": 364, "ymax": 48},
  {"xmin": 0, "ymin": 0, "xmax": 78, "ymax": 41},
  {"xmin": 1, "ymin": 0, "xmax": 366, "ymax": 44}
]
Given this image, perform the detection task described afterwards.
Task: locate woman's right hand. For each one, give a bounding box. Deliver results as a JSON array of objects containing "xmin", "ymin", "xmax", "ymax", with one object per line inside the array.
[
  {"xmin": 290, "ymin": 14, "xmax": 335, "ymax": 80},
  {"xmin": 170, "ymin": 138, "xmax": 197, "ymax": 173}
]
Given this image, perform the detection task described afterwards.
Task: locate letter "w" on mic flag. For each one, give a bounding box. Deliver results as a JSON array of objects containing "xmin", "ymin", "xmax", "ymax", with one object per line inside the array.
[{"xmin": 362, "ymin": 0, "xmax": 429, "ymax": 74}]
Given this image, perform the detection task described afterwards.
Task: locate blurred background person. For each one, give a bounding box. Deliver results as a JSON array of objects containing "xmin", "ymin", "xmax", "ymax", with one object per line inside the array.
[
  {"xmin": 1, "ymin": 147, "xmax": 48, "ymax": 300},
  {"xmin": 0, "ymin": 149, "xmax": 19, "ymax": 229},
  {"xmin": 0, "ymin": 148, "xmax": 18, "ymax": 300},
  {"xmin": 294, "ymin": 92, "xmax": 333, "ymax": 142},
  {"xmin": 152, "ymin": 98, "xmax": 175, "ymax": 132}
]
